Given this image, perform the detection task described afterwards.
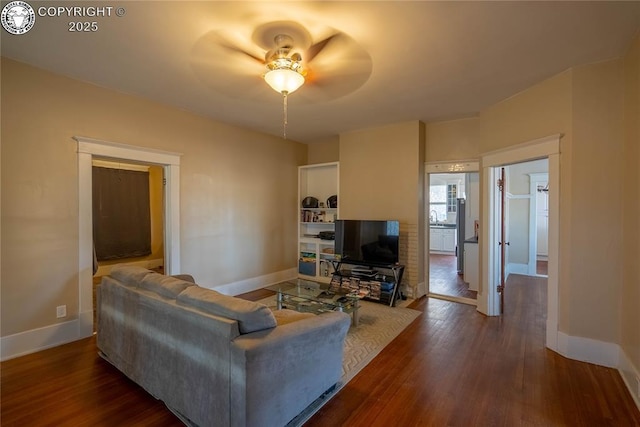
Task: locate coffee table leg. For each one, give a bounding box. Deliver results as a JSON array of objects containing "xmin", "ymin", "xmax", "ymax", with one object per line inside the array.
[{"xmin": 276, "ymin": 290, "xmax": 283, "ymax": 310}]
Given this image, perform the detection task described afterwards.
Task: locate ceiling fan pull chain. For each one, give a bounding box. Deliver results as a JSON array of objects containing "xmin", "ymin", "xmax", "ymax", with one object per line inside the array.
[{"xmin": 282, "ymin": 91, "xmax": 289, "ymax": 139}]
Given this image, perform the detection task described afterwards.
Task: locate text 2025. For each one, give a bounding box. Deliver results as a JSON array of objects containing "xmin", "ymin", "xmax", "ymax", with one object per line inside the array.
[{"xmin": 68, "ymin": 22, "xmax": 98, "ymax": 32}]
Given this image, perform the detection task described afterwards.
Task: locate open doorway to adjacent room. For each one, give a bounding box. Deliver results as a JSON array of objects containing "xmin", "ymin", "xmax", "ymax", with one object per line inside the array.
[
  {"xmin": 425, "ymin": 162, "xmax": 479, "ymax": 305},
  {"xmin": 92, "ymin": 159, "xmax": 166, "ymax": 277},
  {"xmin": 500, "ymin": 159, "xmax": 549, "ymax": 280},
  {"xmin": 91, "ymin": 159, "xmax": 166, "ymax": 330},
  {"xmin": 480, "ymin": 134, "xmax": 560, "ymax": 353},
  {"xmin": 75, "ymin": 136, "xmax": 181, "ymax": 338}
]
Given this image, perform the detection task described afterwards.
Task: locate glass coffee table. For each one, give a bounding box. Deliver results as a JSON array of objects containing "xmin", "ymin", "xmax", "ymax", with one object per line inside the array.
[{"xmin": 267, "ymin": 279, "xmax": 360, "ymax": 326}]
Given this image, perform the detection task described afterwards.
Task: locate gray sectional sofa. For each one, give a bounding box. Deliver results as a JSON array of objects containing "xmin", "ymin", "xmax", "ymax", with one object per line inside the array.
[{"xmin": 97, "ymin": 265, "xmax": 351, "ymax": 427}]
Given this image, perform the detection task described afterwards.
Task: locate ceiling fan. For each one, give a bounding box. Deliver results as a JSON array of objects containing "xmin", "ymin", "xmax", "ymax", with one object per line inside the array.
[
  {"xmin": 190, "ymin": 20, "xmax": 372, "ymax": 102},
  {"xmin": 190, "ymin": 20, "xmax": 372, "ymax": 138}
]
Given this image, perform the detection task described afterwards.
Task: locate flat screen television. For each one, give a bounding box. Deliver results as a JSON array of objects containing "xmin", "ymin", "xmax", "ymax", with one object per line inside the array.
[{"xmin": 334, "ymin": 220, "xmax": 400, "ymax": 265}]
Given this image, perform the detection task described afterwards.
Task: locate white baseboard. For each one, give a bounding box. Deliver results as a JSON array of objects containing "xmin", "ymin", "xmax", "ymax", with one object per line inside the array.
[
  {"xmin": 415, "ymin": 281, "xmax": 427, "ymax": 298},
  {"xmin": 1, "ymin": 319, "xmax": 92, "ymax": 361},
  {"xmin": 619, "ymin": 348, "xmax": 640, "ymax": 409},
  {"xmin": 556, "ymin": 331, "xmax": 619, "ymax": 368},
  {"xmin": 204, "ymin": 268, "xmax": 298, "ymax": 296},
  {"xmin": 95, "ymin": 258, "xmax": 163, "ymax": 277},
  {"xmin": 555, "ymin": 332, "xmax": 640, "ymax": 411}
]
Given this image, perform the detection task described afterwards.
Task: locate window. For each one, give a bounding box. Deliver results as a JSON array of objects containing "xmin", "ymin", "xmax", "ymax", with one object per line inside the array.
[
  {"xmin": 429, "ymin": 184, "xmax": 447, "ymax": 222},
  {"xmin": 430, "ymin": 183, "xmax": 458, "ymax": 222},
  {"xmin": 447, "ymin": 184, "xmax": 457, "ymax": 213}
]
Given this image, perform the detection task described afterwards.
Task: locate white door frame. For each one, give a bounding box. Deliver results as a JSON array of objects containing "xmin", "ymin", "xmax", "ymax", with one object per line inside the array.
[
  {"xmin": 75, "ymin": 136, "xmax": 182, "ymax": 337},
  {"xmin": 528, "ymin": 172, "xmax": 549, "ymax": 276},
  {"xmin": 480, "ymin": 134, "xmax": 561, "ymax": 353},
  {"xmin": 423, "ymin": 161, "xmax": 479, "ymax": 305}
]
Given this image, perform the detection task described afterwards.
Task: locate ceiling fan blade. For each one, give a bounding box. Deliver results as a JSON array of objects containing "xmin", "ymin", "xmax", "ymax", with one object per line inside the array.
[
  {"xmin": 301, "ymin": 31, "xmax": 372, "ymax": 102},
  {"xmin": 306, "ymin": 33, "xmax": 340, "ymax": 63},
  {"xmin": 299, "ymin": 57, "xmax": 372, "ymax": 103},
  {"xmin": 215, "ymin": 36, "xmax": 264, "ymax": 64},
  {"xmin": 190, "ymin": 30, "xmax": 271, "ymax": 100}
]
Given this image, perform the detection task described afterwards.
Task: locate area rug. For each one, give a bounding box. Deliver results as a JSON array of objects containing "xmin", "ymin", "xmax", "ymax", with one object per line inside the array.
[{"xmin": 257, "ymin": 296, "xmax": 422, "ymax": 426}]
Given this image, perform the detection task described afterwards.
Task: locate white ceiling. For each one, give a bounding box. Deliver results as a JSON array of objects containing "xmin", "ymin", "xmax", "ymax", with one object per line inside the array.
[{"xmin": 2, "ymin": 1, "xmax": 639, "ymax": 143}]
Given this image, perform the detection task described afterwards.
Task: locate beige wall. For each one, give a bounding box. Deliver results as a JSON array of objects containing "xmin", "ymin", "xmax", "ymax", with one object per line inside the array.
[
  {"xmin": 569, "ymin": 59, "xmax": 625, "ymax": 342},
  {"xmin": 1, "ymin": 58, "xmax": 306, "ymax": 337},
  {"xmin": 479, "ymin": 70, "xmax": 573, "ymax": 153},
  {"xmin": 621, "ymin": 34, "xmax": 640, "ymax": 381},
  {"xmin": 307, "ymin": 136, "xmax": 340, "ymax": 164},
  {"xmin": 339, "ymin": 121, "xmax": 425, "ymax": 296},
  {"xmin": 425, "ymin": 117, "xmax": 480, "ymax": 162}
]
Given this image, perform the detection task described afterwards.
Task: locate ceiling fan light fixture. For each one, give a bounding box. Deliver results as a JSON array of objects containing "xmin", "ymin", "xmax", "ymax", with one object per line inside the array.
[{"xmin": 264, "ymin": 67, "xmax": 305, "ymax": 94}]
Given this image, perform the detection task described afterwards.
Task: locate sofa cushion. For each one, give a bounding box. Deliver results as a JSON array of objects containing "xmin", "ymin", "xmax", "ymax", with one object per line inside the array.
[
  {"xmin": 109, "ymin": 265, "xmax": 153, "ymax": 287},
  {"xmin": 177, "ymin": 286, "xmax": 276, "ymax": 334},
  {"xmin": 272, "ymin": 309, "xmax": 316, "ymax": 326},
  {"xmin": 171, "ymin": 274, "xmax": 196, "ymax": 283},
  {"xmin": 140, "ymin": 273, "xmax": 195, "ymax": 299}
]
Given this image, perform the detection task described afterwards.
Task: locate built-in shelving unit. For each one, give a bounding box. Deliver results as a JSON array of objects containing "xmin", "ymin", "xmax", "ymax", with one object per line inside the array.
[{"xmin": 298, "ymin": 162, "xmax": 339, "ymax": 282}]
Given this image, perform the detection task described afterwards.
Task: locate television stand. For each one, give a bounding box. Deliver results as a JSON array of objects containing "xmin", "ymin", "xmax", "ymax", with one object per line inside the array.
[
  {"xmin": 351, "ymin": 267, "xmax": 377, "ymax": 278},
  {"xmin": 329, "ymin": 259, "xmax": 405, "ymax": 307}
]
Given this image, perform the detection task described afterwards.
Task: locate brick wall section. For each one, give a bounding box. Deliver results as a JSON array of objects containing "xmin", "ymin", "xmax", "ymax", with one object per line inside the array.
[{"xmin": 399, "ymin": 222, "xmax": 419, "ymax": 298}]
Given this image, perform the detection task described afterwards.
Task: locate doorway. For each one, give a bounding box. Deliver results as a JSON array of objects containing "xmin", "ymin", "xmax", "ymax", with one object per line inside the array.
[
  {"xmin": 92, "ymin": 159, "xmax": 166, "ymax": 276},
  {"xmin": 481, "ymin": 134, "xmax": 560, "ymax": 353},
  {"xmin": 425, "ymin": 162, "xmax": 479, "ymax": 305},
  {"xmin": 75, "ymin": 136, "xmax": 181, "ymax": 338},
  {"xmin": 90, "ymin": 159, "xmax": 166, "ymax": 330},
  {"xmin": 498, "ymin": 159, "xmax": 549, "ymax": 280}
]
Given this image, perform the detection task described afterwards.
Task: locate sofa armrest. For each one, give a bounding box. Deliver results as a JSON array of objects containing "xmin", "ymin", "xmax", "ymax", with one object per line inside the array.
[
  {"xmin": 232, "ymin": 310, "xmax": 350, "ymax": 352},
  {"xmin": 229, "ymin": 311, "xmax": 350, "ymax": 427}
]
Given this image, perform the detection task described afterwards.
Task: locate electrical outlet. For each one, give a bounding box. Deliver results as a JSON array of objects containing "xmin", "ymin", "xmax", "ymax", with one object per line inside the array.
[{"xmin": 56, "ymin": 305, "xmax": 67, "ymax": 318}]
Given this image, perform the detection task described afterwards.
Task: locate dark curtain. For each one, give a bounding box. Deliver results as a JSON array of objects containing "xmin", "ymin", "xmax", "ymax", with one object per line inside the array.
[{"xmin": 93, "ymin": 166, "xmax": 152, "ymax": 261}]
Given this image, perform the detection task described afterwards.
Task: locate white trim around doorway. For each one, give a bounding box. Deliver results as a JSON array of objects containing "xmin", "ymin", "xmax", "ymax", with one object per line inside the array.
[
  {"xmin": 480, "ymin": 133, "xmax": 561, "ymax": 354},
  {"xmin": 75, "ymin": 136, "xmax": 182, "ymax": 337},
  {"xmin": 424, "ymin": 160, "xmax": 480, "ymax": 302}
]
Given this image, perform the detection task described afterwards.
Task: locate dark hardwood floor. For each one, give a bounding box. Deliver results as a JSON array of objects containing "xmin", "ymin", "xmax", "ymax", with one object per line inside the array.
[
  {"xmin": 306, "ymin": 274, "xmax": 640, "ymax": 426},
  {"xmin": 2, "ymin": 275, "xmax": 639, "ymax": 426},
  {"xmin": 429, "ymin": 253, "xmax": 478, "ymax": 299}
]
